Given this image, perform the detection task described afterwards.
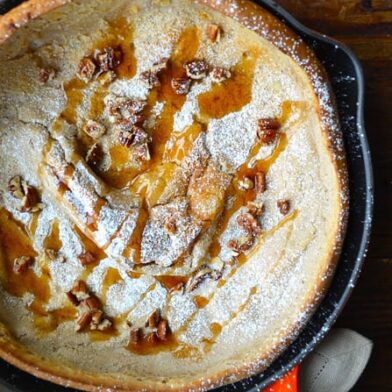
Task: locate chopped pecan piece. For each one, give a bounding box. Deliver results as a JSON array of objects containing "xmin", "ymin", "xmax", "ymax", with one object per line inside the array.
[
  {"xmin": 227, "ymin": 237, "xmax": 253, "ymax": 254},
  {"xmin": 164, "ymin": 217, "xmax": 177, "ymax": 235},
  {"xmin": 146, "ymin": 309, "xmax": 160, "ymax": 329},
  {"xmin": 132, "ymin": 126, "xmax": 151, "ymax": 146},
  {"xmin": 117, "ymin": 114, "xmax": 144, "ymax": 130},
  {"xmin": 210, "ymin": 67, "xmax": 231, "ymax": 83},
  {"xmin": 20, "ymin": 184, "xmax": 43, "ymax": 213},
  {"xmin": 156, "ymin": 319, "xmax": 169, "ymax": 341},
  {"xmin": 95, "ymin": 46, "xmax": 122, "ymax": 73},
  {"xmin": 246, "ymin": 201, "xmax": 264, "ymax": 217},
  {"xmin": 66, "ymin": 291, "xmax": 80, "ymax": 306},
  {"xmin": 184, "ymin": 59, "xmax": 209, "ymax": 80},
  {"xmin": 277, "ymin": 200, "xmax": 290, "ymax": 215},
  {"xmin": 82, "ymin": 296, "xmax": 101, "ymax": 310},
  {"xmin": 140, "ymin": 69, "xmax": 160, "ymax": 89},
  {"xmin": 186, "ymin": 265, "xmax": 213, "ymax": 293},
  {"xmin": 151, "ymin": 58, "xmax": 168, "ymax": 73},
  {"xmin": 96, "ymin": 318, "xmax": 112, "ymax": 332},
  {"xmin": 39, "ymin": 68, "xmax": 56, "ymax": 84},
  {"xmin": 83, "ymin": 120, "xmax": 106, "ymax": 139},
  {"xmin": 238, "ymin": 177, "xmax": 254, "ymax": 191},
  {"xmin": 134, "ymin": 143, "xmax": 151, "ymax": 161},
  {"xmin": 77, "ymin": 58, "xmax": 96, "ymax": 83},
  {"xmin": 90, "ymin": 310, "xmax": 103, "ymax": 326},
  {"xmin": 105, "ymin": 94, "xmax": 146, "ymax": 123},
  {"xmin": 236, "ymin": 212, "xmax": 262, "ymax": 236},
  {"xmin": 8, "ymin": 175, "xmax": 24, "ymax": 199},
  {"xmin": 148, "ymin": 331, "xmax": 159, "ymax": 344},
  {"xmin": 69, "ymin": 280, "xmax": 90, "ymax": 302},
  {"xmin": 254, "ymin": 172, "xmax": 266, "ymax": 193},
  {"xmin": 118, "ymin": 130, "xmax": 134, "ymax": 148},
  {"xmin": 129, "ymin": 328, "xmax": 143, "ymax": 345},
  {"xmin": 13, "ymin": 256, "xmax": 34, "ymax": 275},
  {"xmin": 98, "ymin": 70, "xmax": 116, "ymax": 86},
  {"xmin": 78, "ymin": 251, "xmax": 95, "ymax": 266},
  {"xmin": 86, "ymin": 143, "xmax": 103, "ymax": 168},
  {"xmin": 257, "ymin": 118, "xmax": 280, "ymax": 144},
  {"xmin": 171, "ymin": 77, "xmax": 191, "ymax": 95},
  {"xmin": 75, "ymin": 311, "xmax": 92, "ymax": 332},
  {"xmin": 207, "ymin": 24, "xmax": 222, "ymax": 43}
]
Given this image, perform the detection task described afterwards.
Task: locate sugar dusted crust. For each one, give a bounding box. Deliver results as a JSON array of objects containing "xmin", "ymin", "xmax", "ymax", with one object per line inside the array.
[{"xmin": 0, "ymin": 0, "xmax": 348, "ymax": 391}]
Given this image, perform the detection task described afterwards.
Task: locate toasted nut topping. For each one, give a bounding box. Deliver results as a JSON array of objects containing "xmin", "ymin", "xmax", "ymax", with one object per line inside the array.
[
  {"xmin": 134, "ymin": 143, "xmax": 151, "ymax": 161},
  {"xmin": 77, "ymin": 58, "xmax": 96, "ymax": 83},
  {"xmin": 140, "ymin": 70, "xmax": 160, "ymax": 89},
  {"xmin": 105, "ymin": 94, "xmax": 146, "ymax": 123},
  {"xmin": 207, "ymin": 24, "xmax": 222, "ymax": 43},
  {"xmin": 238, "ymin": 177, "xmax": 254, "ymax": 191},
  {"xmin": 91, "ymin": 310, "xmax": 103, "ymax": 325},
  {"xmin": 83, "ymin": 120, "xmax": 106, "ymax": 139},
  {"xmin": 97, "ymin": 318, "xmax": 112, "ymax": 331},
  {"xmin": 78, "ymin": 251, "xmax": 95, "ymax": 267},
  {"xmin": 66, "ymin": 291, "xmax": 80, "ymax": 306},
  {"xmin": 95, "ymin": 46, "xmax": 122, "ymax": 73},
  {"xmin": 254, "ymin": 172, "xmax": 266, "ymax": 193},
  {"xmin": 8, "ymin": 176, "xmax": 24, "ymax": 199},
  {"xmin": 186, "ymin": 265, "xmax": 221, "ymax": 293},
  {"xmin": 13, "ymin": 256, "xmax": 34, "ymax": 275},
  {"xmin": 277, "ymin": 200, "xmax": 290, "ymax": 215},
  {"xmin": 75, "ymin": 311, "xmax": 92, "ymax": 332},
  {"xmin": 184, "ymin": 59, "xmax": 209, "ymax": 80},
  {"xmin": 70, "ymin": 280, "xmax": 90, "ymax": 302},
  {"xmin": 129, "ymin": 328, "xmax": 143, "ymax": 345},
  {"xmin": 164, "ymin": 217, "xmax": 177, "ymax": 235},
  {"xmin": 132, "ymin": 126, "xmax": 151, "ymax": 146},
  {"xmin": 210, "ymin": 67, "xmax": 231, "ymax": 83},
  {"xmin": 246, "ymin": 201, "xmax": 264, "ymax": 217},
  {"xmin": 171, "ymin": 77, "xmax": 191, "ymax": 95},
  {"xmin": 82, "ymin": 296, "xmax": 101, "ymax": 310},
  {"xmin": 157, "ymin": 319, "xmax": 169, "ymax": 341},
  {"xmin": 45, "ymin": 249, "xmax": 65, "ymax": 262},
  {"xmin": 227, "ymin": 237, "xmax": 253, "ymax": 254},
  {"xmin": 20, "ymin": 184, "xmax": 42, "ymax": 213},
  {"xmin": 257, "ymin": 118, "xmax": 280, "ymax": 144},
  {"xmin": 148, "ymin": 331, "xmax": 159, "ymax": 344},
  {"xmin": 146, "ymin": 309, "xmax": 160, "ymax": 329},
  {"xmin": 86, "ymin": 143, "xmax": 103, "ymax": 168},
  {"xmin": 118, "ymin": 130, "xmax": 134, "ymax": 148},
  {"xmin": 237, "ymin": 212, "xmax": 262, "ymax": 236},
  {"xmin": 117, "ymin": 114, "xmax": 145, "ymax": 130},
  {"xmin": 39, "ymin": 68, "xmax": 56, "ymax": 84},
  {"xmin": 98, "ymin": 70, "xmax": 116, "ymax": 86}
]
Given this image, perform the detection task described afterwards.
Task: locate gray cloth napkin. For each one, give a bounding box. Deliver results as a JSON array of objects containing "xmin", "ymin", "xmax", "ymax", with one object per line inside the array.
[{"xmin": 299, "ymin": 328, "xmax": 373, "ymax": 392}]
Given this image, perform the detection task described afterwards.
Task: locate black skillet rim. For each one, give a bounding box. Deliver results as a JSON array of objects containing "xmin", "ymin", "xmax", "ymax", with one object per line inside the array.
[{"xmin": 0, "ymin": 0, "xmax": 374, "ymax": 391}]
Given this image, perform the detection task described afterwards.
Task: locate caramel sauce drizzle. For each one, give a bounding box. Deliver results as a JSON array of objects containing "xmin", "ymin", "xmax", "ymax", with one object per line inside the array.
[
  {"xmin": 43, "ymin": 220, "xmax": 62, "ymax": 253},
  {"xmin": 101, "ymin": 267, "xmax": 123, "ymax": 302},
  {"xmin": 198, "ymin": 50, "xmax": 259, "ymax": 120}
]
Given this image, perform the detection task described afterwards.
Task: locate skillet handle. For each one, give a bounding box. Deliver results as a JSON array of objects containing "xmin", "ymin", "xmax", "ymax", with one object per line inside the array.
[{"xmin": 262, "ymin": 366, "xmax": 298, "ymax": 392}]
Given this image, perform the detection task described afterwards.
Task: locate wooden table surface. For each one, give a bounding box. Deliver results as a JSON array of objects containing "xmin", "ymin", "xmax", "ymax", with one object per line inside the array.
[{"xmin": 275, "ymin": 1, "xmax": 392, "ymax": 391}]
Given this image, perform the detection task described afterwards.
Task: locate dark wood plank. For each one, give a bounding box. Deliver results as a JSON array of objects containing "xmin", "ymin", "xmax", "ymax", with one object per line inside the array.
[{"xmin": 275, "ymin": 1, "xmax": 392, "ymax": 391}]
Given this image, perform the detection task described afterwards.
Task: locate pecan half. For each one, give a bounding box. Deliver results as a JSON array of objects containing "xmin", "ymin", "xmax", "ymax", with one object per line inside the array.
[
  {"xmin": 86, "ymin": 143, "xmax": 103, "ymax": 168},
  {"xmin": 207, "ymin": 24, "xmax": 222, "ymax": 43},
  {"xmin": 257, "ymin": 118, "xmax": 280, "ymax": 144},
  {"xmin": 83, "ymin": 120, "xmax": 106, "ymax": 139},
  {"xmin": 171, "ymin": 77, "xmax": 191, "ymax": 95},
  {"xmin": 210, "ymin": 67, "xmax": 231, "ymax": 83},
  {"xmin": 13, "ymin": 256, "xmax": 34, "ymax": 275},
  {"xmin": 77, "ymin": 58, "xmax": 96, "ymax": 83},
  {"xmin": 277, "ymin": 200, "xmax": 290, "ymax": 215},
  {"xmin": 184, "ymin": 59, "xmax": 209, "ymax": 80}
]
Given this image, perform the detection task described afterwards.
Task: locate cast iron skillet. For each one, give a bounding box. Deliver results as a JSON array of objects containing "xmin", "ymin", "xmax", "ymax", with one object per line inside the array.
[{"xmin": 0, "ymin": 0, "xmax": 373, "ymax": 391}]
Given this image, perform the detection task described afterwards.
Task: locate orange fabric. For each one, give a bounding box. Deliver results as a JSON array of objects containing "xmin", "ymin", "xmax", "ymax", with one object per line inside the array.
[{"xmin": 262, "ymin": 366, "xmax": 298, "ymax": 392}]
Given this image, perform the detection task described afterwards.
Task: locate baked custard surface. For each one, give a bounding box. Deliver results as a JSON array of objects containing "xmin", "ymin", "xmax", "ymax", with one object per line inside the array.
[{"xmin": 0, "ymin": 0, "xmax": 347, "ymax": 390}]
